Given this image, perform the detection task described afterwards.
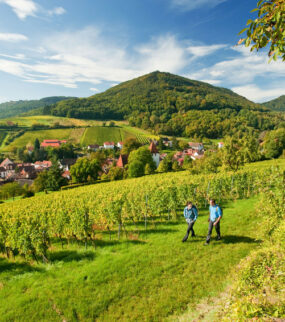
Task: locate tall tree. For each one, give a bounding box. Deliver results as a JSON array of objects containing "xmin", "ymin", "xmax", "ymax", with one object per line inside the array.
[{"xmin": 239, "ymin": 0, "xmax": 285, "ymax": 61}]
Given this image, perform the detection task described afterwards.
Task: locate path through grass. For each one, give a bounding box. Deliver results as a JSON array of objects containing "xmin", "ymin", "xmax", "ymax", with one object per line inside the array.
[{"xmin": 0, "ymin": 197, "xmax": 261, "ymax": 321}]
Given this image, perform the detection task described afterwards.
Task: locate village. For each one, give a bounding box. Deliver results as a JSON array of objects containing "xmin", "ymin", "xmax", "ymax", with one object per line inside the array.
[{"xmin": 0, "ymin": 137, "xmax": 224, "ymax": 189}]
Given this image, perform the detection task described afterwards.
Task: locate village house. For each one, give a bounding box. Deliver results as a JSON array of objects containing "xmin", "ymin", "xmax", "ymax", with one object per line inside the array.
[
  {"xmin": 117, "ymin": 154, "xmax": 128, "ymax": 168},
  {"xmin": 149, "ymin": 141, "xmax": 160, "ymax": 167},
  {"xmin": 41, "ymin": 140, "xmax": 67, "ymax": 148},
  {"xmin": 188, "ymin": 142, "xmax": 204, "ymax": 151},
  {"xmin": 218, "ymin": 142, "xmax": 224, "ymax": 149},
  {"xmin": 103, "ymin": 142, "xmax": 115, "ymax": 149},
  {"xmin": 117, "ymin": 142, "xmax": 123, "ymax": 149},
  {"xmin": 59, "ymin": 159, "xmax": 77, "ymax": 171},
  {"xmin": 102, "ymin": 158, "xmax": 117, "ymax": 173},
  {"xmin": 87, "ymin": 144, "xmax": 100, "ymax": 151},
  {"xmin": 162, "ymin": 138, "xmax": 173, "ymax": 148},
  {"xmin": 34, "ymin": 160, "xmax": 52, "ymax": 170}
]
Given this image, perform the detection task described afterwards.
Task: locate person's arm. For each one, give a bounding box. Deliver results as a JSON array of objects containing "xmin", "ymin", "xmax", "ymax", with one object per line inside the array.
[
  {"xmin": 208, "ymin": 206, "xmax": 210, "ymax": 222},
  {"xmin": 213, "ymin": 207, "xmax": 222, "ymax": 225},
  {"xmin": 193, "ymin": 208, "xmax": 198, "ymax": 221},
  {"xmin": 183, "ymin": 207, "xmax": 187, "ymax": 218}
]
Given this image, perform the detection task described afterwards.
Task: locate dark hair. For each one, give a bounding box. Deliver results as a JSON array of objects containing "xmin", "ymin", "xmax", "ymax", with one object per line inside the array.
[
  {"xmin": 210, "ymin": 199, "xmax": 216, "ymax": 204},
  {"xmin": 186, "ymin": 201, "xmax": 192, "ymax": 206}
]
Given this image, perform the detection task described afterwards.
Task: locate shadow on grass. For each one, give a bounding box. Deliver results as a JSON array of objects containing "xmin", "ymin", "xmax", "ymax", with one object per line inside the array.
[
  {"xmin": 180, "ymin": 235, "xmax": 261, "ymax": 244},
  {"xmin": 0, "ymin": 257, "xmax": 42, "ymax": 274},
  {"xmin": 48, "ymin": 250, "xmax": 96, "ymax": 263},
  {"xmin": 221, "ymin": 235, "xmax": 262, "ymax": 244}
]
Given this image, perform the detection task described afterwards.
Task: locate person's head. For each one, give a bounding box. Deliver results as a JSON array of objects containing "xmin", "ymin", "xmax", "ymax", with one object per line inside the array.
[
  {"xmin": 186, "ymin": 201, "xmax": 193, "ymax": 209},
  {"xmin": 210, "ymin": 199, "xmax": 216, "ymax": 206}
]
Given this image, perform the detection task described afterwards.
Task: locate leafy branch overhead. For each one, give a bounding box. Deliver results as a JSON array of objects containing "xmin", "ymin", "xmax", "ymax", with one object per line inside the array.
[{"xmin": 239, "ymin": 0, "xmax": 285, "ymax": 61}]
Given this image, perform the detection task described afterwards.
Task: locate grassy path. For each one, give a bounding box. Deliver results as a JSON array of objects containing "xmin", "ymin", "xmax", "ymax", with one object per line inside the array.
[{"xmin": 0, "ymin": 197, "xmax": 261, "ymax": 321}]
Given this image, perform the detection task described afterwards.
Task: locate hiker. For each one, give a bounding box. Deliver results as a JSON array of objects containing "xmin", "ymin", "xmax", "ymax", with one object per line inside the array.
[
  {"xmin": 204, "ymin": 199, "xmax": 222, "ymax": 245},
  {"xmin": 182, "ymin": 201, "xmax": 198, "ymax": 242}
]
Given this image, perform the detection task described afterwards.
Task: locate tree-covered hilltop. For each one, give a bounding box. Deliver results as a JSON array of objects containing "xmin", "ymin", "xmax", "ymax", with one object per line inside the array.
[
  {"xmin": 0, "ymin": 96, "xmax": 74, "ymax": 119},
  {"xmin": 46, "ymin": 71, "xmax": 280, "ymax": 138},
  {"xmin": 263, "ymin": 95, "xmax": 285, "ymax": 112}
]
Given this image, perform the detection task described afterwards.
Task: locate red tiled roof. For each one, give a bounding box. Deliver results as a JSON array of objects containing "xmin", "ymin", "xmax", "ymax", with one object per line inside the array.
[
  {"xmin": 40, "ymin": 140, "xmax": 67, "ymax": 148},
  {"xmin": 117, "ymin": 154, "xmax": 128, "ymax": 168},
  {"xmin": 104, "ymin": 142, "xmax": 115, "ymax": 146},
  {"xmin": 149, "ymin": 141, "xmax": 158, "ymax": 154}
]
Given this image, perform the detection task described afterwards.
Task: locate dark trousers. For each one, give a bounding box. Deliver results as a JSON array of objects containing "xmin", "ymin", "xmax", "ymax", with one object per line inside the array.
[
  {"xmin": 206, "ymin": 220, "xmax": 221, "ymax": 243},
  {"xmin": 183, "ymin": 221, "xmax": 195, "ymax": 241}
]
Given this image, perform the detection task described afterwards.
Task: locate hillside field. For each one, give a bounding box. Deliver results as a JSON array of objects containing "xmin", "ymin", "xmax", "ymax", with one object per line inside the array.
[
  {"xmin": 0, "ymin": 197, "xmax": 261, "ymax": 321},
  {"xmin": 0, "ymin": 116, "xmax": 158, "ymax": 152},
  {"xmin": 0, "ymin": 159, "xmax": 283, "ymax": 320}
]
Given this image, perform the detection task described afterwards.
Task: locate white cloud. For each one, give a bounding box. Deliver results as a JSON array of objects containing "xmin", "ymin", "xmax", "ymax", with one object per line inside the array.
[
  {"xmin": 232, "ymin": 84, "xmax": 285, "ymax": 103},
  {"xmin": 90, "ymin": 87, "xmax": 99, "ymax": 92},
  {"xmin": 0, "ymin": 0, "xmax": 66, "ymax": 20},
  {"xmin": 171, "ymin": 0, "xmax": 227, "ymax": 11},
  {"xmin": 0, "ymin": 53, "xmax": 26, "ymax": 59},
  {"xmin": 0, "ymin": 32, "xmax": 28, "ymax": 42},
  {"xmin": 48, "ymin": 7, "xmax": 66, "ymax": 16},
  {"xmin": 190, "ymin": 46, "xmax": 285, "ymax": 86},
  {"xmin": 0, "ymin": 0, "xmax": 37, "ymax": 19},
  {"xmin": 187, "ymin": 44, "xmax": 226, "ymax": 57}
]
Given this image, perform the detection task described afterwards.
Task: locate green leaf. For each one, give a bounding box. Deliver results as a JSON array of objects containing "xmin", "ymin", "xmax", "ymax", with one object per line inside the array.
[{"xmin": 238, "ymin": 28, "xmax": 248, "ymax": 35}]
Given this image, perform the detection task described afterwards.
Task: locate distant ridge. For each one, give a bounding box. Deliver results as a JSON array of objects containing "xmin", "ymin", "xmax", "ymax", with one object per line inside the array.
[
  {"xmin": 263, "ymin": 95, "xmax": 285, "ymax": 112},
  {"xmin": 0, "ymin": 96, "xmax": 75, "ymax": 119},
  {"xmin": 46, "ymin": 71, "xmax": 277, "ymax": 138}
]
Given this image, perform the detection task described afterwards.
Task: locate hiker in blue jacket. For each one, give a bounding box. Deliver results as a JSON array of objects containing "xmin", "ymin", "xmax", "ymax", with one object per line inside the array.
[
  {"xmin": 182, "ymin": 201, "xmax": 198, "ymax": 242},
  {"xmin": 204, "ymin": 199, "xmax": 222, "ymax": 245}
]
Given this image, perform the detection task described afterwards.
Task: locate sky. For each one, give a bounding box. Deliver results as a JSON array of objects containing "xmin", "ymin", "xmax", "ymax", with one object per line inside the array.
[{"xmin": 0, "ymin": 0, "xmax": 284, "ymax": 103}]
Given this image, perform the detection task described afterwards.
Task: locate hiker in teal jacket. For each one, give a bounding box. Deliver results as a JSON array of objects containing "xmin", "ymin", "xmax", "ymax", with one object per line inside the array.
[
  {"xmin": 182, "ymin": 201, "xmax": 198, "ymax": 242},
  {"xmin": 204, "ymin": 199, "xmax": 222, "ymax": 245}
]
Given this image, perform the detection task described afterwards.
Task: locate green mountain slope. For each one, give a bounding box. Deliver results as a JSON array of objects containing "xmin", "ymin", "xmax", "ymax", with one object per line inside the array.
[
  {"xmin": 47, "ymin": 71, "xmax": 278, "ymax": 138},
  {"xmin": 0, "ymin": 96, "xmax": 74, "ymax": 119},
  {"xmin": 263, "ymin": 95, "xmax": 285, "ymax": 111}
]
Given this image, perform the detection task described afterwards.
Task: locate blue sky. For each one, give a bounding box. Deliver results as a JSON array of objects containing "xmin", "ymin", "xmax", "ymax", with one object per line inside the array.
[{"xmin": 0, "ymin": 0, "xmax": 284, "ymax": 103}]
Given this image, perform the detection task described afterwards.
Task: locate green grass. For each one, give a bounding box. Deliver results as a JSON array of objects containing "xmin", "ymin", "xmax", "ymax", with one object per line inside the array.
[
  {"xmin": 0, "ymin": 197, "xmax": 262, "ymax": 321},
  {"xmin": 80, "ymin": 126, "xmax": 135, "ymax": 146},
  {"xmin": 1, "ymin": 128, "xmax": 74, "ymax": 152},
  {"xmin": 1, "ymin": 116, "xmax": 98, "ymax": 127}
]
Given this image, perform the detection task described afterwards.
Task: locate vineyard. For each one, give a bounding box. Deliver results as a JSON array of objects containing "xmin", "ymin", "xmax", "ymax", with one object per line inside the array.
[{"xmin": 0, "ymin": 165, "xmax": 283, "ymax": 262}]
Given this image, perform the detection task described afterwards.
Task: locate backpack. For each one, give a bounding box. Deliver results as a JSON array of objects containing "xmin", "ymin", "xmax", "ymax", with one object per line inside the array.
[{"xmin": 216, "ymin": 205, "xmax": 223, "ymax": 218}]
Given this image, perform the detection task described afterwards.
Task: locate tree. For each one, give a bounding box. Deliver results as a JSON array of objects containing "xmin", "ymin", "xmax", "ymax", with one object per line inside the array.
[
  {"xmin": 128, "ymin": 146, "xmax": 156, "ymax": 172},
  {"xmin": 33, "ymin": 170, "xmax": 50, "ymax": 192},
  {"xmin": 263, "ymin": 128, "xmax": 285, "ymax": 158},
  {"xmin": 46, "ymin": 162, "xmax": 68, "ymax": 191},
  {"xmin": 105, "ymin": 167, "xmax": 124, "ymax": 181},
  {"xmin": 178, "ymin": 141, "xmax": 188, "ymax": 151},
  {"xmin": 33, "ymin": 162, "xmax": 67, "ymax": 192},
  {"xmin": 221, "ymin": 137, "xmax": 245, "ymax": 172},
  {"xmin": 121, "ymin": 138, "xmax": 142, "ymax": 155},
  {"xmin": 183, "ymin": 156, "xmax": 193, "ymax": 170},
  {"xmin": 172, "ymin": 160, "xmax": 180, "ymax": 171},
  {"xmin": 157, "ymin": 138, "xmax": 165, "ymax": 151},
  {"xmin": 239, "ymin": 0, "xmax": 285, "ymax": 61},
  {"xmin": 241, "ymin": 136, "xmax": 261, "ymax": 162},
  {"xmin": 70, "ymin": 158, "xmax": 101, "ymax": 183},
  {"xmin": 144, "ymin": 163, "xmax": 154, "ymax": 175},
  {"xmin": 128, "ymin": 160, "xmax": 144, "ymax": 178},
  {"xmin": 0, "ymin": 182, "xmax": 24, "ymax": 200},
  {"xmin": 171, "ymin": 137, "xmax": 179, "ymax": 150},
  {"xmin": 34, "ymin": 138, "xmax": 40, "ymax": 151}
]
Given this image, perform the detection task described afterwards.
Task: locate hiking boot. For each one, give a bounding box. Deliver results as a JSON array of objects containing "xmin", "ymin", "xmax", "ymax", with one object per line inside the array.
[
  {"xmin": 191, "ymin": 234, "xmax": 196, "ymax": 238},
  {"xmin": 182, "ymin": 237, "xmax": 187, "ymax": 242},
  {"xmin": 204, "ymin": 242, "xmax": 209, "ymax": 246},
  {"xmin": 216, "ymin": 236, "xmax": 221, "ymax": 241}
]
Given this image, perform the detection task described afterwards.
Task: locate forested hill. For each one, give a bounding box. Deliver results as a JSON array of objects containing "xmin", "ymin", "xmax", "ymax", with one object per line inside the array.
[
  {"xmin": 0, "ymin": 96, "xmax": 74, "ymax": 119},
  {"xmin": 46, "ymin": 71, "xmax": 278, "ymax": 138},
  {"xmin": 263, "ymin": 95, "xmax": 285, "ymax": 112}
]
